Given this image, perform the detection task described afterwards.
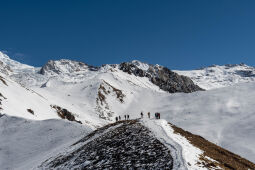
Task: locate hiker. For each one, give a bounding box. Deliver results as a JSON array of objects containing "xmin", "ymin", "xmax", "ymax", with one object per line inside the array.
[
  {"xmin": 141, "ymin": 112, "xmax": 143, "ymax": 118},
  {"xmin": 155, "ymin": 112, "xmax": 160, "ymax": 119},
  {"xmin": 148, "ymin": 112, "xmax": 150, "ymax": 118},
  {"xmin": 127, "ymin": 115, "xmax": 130, "ymax": 120},
  {"xmin": 124, "ymin": 115, "xmax": 127, "ymax": 120},
  {"xmin": 116, "ymin": 117, "xmax": 118, "ymax": 122},
  {"xmin": 119, "ymin": 116, "xmax": 121, "ymax": 120}
]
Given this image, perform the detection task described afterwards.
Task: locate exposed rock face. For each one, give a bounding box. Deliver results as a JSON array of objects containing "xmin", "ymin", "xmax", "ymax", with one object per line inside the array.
[
  {"xmin": 39, "ymin": 59, "xmax": 98, "ymax": 75},
  {"xmin": 0, "ymin": 61, "xmax": 12, "ymax": 75},
  {"xmin": 119, "ymin": 62, "xmax": 204, "ymax": 93},
  {"xmin": 0, "ymin": 51, "xmax": 13, "ymax": 75},
  {"xmin": 96, "ymin": 81, "xmax": 125, "ymax": 120},
  {"xmin": 51, "ymin": 105, "xmax": 82, "ymax": 124}
]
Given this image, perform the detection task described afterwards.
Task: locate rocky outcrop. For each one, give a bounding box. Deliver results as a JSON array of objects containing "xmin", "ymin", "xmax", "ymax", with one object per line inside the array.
[
  {"xmin": 96, "ymin": 81, "xmax": 125, "ymax": 120},
  {"xmin": 51, "ymin": 105, "xmax": 82, "ymax": 124},
  {"xmin": 0, "ymin": 61, "xmax": 12, "ymax": 75},
  {"xmin": 119, "ymin": 62, "xmax": 204, "ymax": 93}
]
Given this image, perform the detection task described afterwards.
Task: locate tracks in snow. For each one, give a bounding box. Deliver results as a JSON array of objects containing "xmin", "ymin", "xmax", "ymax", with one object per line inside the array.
[{"xmin": 142, "ymin": 119, "xmax": 187, "ymax": 170}]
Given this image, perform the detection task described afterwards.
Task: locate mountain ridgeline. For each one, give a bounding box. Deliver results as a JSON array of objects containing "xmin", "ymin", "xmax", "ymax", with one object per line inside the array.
[{"xmin": 38, "ymin": 59, "xmax": 203, "ymax": 93}]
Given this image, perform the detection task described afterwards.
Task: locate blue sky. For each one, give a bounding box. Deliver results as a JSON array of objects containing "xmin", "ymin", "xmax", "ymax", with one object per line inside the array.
[{"xmin": 1, "ymin": 0, "xmax": 255, "ymax": 69}]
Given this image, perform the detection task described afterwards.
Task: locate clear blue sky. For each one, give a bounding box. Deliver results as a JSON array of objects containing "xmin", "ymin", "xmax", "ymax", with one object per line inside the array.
[{"xmin": 1, "ymin": 0, "xmax": 255, "ymax": 69}]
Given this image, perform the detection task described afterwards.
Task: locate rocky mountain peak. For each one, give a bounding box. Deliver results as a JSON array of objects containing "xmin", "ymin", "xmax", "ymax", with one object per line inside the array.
[
  {"xmin": 131, "ymin": 60, "xmax": 150, "ymax": 71},
  {"xmin": 39, "ymin": 59, "xmax": 98, "ymax": 75},
  {"xmin": 0, "ymin": 51, "xmax": 10, "ymax": 60},
  {"xmin": 0, "ymin": 51, "xmax": 34, "ymax": 76},
  {"xmin": 119, "ymin": 62, "xmax": 204, "ymax": 93},
  {"xmin": 0, "ymin": 52, "xmax": 14, "ymax": 75}
]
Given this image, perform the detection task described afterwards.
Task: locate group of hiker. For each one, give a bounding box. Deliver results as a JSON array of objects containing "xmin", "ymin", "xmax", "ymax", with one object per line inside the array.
[
  {"xmin": 115, "ymin": 112, "xmax": 160, "ymax": 122},
  {"xmin": 115, "ymin": 114, "xmax": 130, "ymax": 122},
  {"xmin": 141, "ymin": 111, "xmax": 160, "ymax": 119}
]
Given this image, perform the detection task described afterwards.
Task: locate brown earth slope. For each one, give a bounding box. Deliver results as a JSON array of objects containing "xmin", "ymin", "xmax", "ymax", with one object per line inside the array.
[{"xmin": 170, "ymin": 123, "xmax": 255, "ymax": 170}]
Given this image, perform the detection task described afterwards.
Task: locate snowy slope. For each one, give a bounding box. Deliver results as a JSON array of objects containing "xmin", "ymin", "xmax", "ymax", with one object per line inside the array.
[
  {"xmin": 0, "ymin": 73, "xmax": 59, "ymax": 120},
  {"xmin": 34, "ymin": 69, "xmax": 255, "ymax": 163},
  {"xmin": 0, "ymin": 115, "xmax": 92, "ymax": 170},
  {"xmin": 175, "ymin": 64, "xmax": 255, "ymax": 90},
  {"xmin": 32, "ymin": 65, "xmax": 163, "ymax": 124},
  {"xmin": 135, "ymin": 82, "xmax": 255, "ymax": 162}
]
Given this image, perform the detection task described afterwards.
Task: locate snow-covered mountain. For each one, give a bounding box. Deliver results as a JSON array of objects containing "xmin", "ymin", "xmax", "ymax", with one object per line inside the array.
[
  {"xmin": 1, "ymin": 51, "xmax": 255, "ymax": 169},
  {"xmin": 1, "ymin": 52, "xmax": 202, "ymax": 124},
  {"xmin": 0, "ymin": 52, "xmax": 35, "ymax": 74},
  {"xmin": 175, "ymin": 63, "xmax": 255, "ymax": 90}
]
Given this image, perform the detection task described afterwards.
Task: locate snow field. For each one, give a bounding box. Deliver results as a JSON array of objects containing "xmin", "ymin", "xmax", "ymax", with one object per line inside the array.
[{"xmin": 0, "ymin": 115, "xmax": 93, "ymax": 170}]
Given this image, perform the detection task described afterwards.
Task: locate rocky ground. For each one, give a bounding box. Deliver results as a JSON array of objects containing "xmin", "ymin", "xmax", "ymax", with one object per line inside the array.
[{"xmin": 40, "ymin": 120, "xmax": 173, "ymax": 170}]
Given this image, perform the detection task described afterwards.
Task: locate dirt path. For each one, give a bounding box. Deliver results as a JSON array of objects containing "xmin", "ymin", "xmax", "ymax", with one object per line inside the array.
[{"xmin": 142, "ymin": 119, "xmax": 187, "ymax": 170}]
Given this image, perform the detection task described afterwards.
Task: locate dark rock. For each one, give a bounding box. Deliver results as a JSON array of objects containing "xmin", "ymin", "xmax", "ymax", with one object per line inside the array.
[
  {"xmin": 51, "ymin": 105, "xmax": 82, "ymax": 124},
  {"xmin": 27, "ymin": 109, "xmax": 34, "ymax": 115},
  {"xmin": 119, "ymin": 62, "xmax": 204, "ymax": 93},
  {"xmin": 235, "ymin": 70, "xmax": 255, "ymax": 77}
]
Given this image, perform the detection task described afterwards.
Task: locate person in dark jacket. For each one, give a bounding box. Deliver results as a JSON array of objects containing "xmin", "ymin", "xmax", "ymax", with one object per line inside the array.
[
  {"xmin": 155, "ymin": 112, "xmax": 160, "ymax": 119},
  {"xmin": 119, "ymin": 116, "xmax": 121, "ymax": 120},
  {"xmin": 148, "ymin": 112, "xmax": 150, "ymax": 118},
  {"xmin": 127, "ymin": 115, "xmax": 130, "ymax": 120},
  {"xmin": 116, "ymin": 117, "xmax": 118, "ymax": 122},
  {"xmin": 141, "ymin": 112, "xmax": 143, "ymax": 118},
  {"xmin": 124, "ymin": 115, "xmax": 127, "ymax": 120}
]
